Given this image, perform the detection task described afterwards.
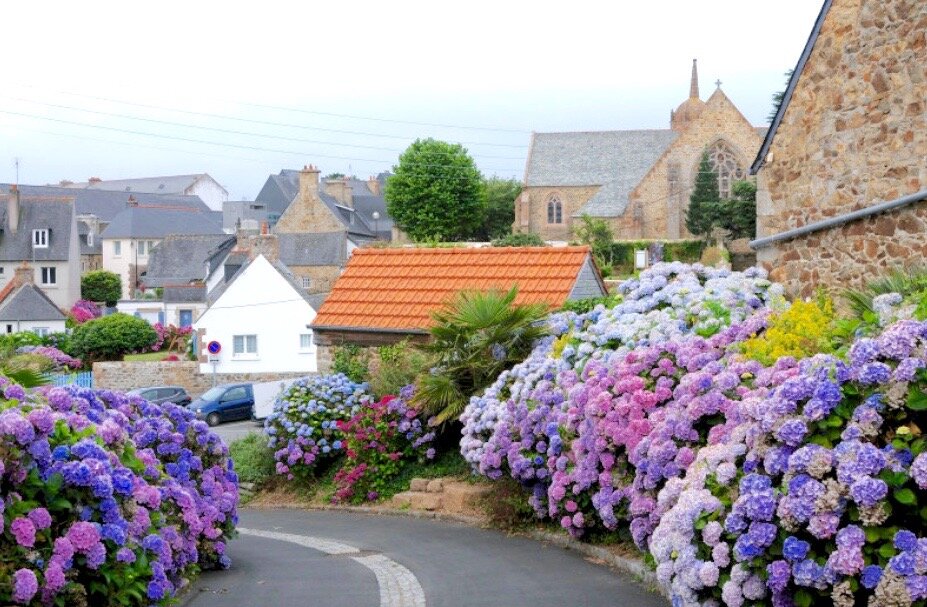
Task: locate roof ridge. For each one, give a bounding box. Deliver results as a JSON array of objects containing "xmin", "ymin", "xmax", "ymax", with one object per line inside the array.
[
  {"xmin": 353, "ymin": 245, "xmax": 591, "ymax": 255},
  {"xmin": 535, "ymin": 128, "xmax": 674, "ymax": 136}
]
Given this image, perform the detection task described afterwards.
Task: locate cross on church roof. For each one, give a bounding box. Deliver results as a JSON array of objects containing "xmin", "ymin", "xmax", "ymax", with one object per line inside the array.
[{"xmin": 715, "ymin": 79, "xmax": 723, "ymax": 89}]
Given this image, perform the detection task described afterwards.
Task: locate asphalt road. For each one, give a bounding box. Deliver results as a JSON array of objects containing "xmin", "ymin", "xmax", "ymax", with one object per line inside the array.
[
  {"xmin": 184, "ymin": 509, "xmax": 668, "ymax": 607},
  {"xmin": 211, "ymin": 420, "xmax": 264, "ymax": 445}
]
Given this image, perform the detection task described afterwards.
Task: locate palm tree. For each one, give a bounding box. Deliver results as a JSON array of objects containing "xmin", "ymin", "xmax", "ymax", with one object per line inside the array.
[
  {"xmin": 413, "ymin": 287, "xmax": 549, "ymax": 425},
  {"xmin": 843, "ymin": 266, "xmax": 927, "ymax": 319}
]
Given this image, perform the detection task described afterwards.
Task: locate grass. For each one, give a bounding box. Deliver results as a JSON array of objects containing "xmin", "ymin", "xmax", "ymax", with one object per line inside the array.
[
  {"xmin": 228, "ymin": 434, "xmax": 276, "ymax": 486},
  {"xmin": 376, "ymin": 448, "xmax": 471, "ymax": 501},
  {"xmin": 123, "ymin": 351, "xmax": 173, "ymax": 362}
]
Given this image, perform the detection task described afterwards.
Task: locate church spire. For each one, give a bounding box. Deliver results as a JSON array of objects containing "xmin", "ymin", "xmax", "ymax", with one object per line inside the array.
[{"xmin": 690, "ymin": 58, "xmax": 699, "ymax": 99}]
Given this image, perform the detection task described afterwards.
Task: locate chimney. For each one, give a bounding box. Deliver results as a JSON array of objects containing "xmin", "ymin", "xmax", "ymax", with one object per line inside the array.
[
  {"xmin": 13, "ymin": 262, "xmax": 33, "ymax": 287},
  {"xmin": 260, "ymin": 221, "xmax": 269, "ymax": 235},
  {"xmin": 88, "ymin": 177, "xmax": 102, "ymax": 184},
  {"xmin": 324, "ymin": 177, "xmax": 353, "ymax": 207},
  {"xmin": 298, "ymin": 165, "xmax": 320, "ymax": 199},
  {"xmin": 367, "ymin": 176, "xmax": 380, "ymax": 196},
  {"xmin": 7, "ymin": 185, "xmax": 20, "ymax": 233},
  {"xmin": 127, "ymin": 195, "xmax": 138, "ymax": 207}
]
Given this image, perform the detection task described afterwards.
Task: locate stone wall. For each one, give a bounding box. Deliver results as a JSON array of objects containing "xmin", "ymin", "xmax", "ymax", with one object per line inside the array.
[
  {"xmin": 515, "ymin": 186, "xmax": 600, "ymax": 241},
  {"xmin": 93, "ymin": 361, "xmax": 308, "ymax": 397},
  {"xmin": 755, "ymin": 0, "xmax": 927, "ymax": 296},
  {"xmin": 286, "ymin": 265, "xmax": 342, "ymax": 295}
]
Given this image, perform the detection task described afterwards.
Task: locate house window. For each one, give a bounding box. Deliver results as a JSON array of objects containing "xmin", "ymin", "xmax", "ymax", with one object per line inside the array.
[
  {"xmin": 299, "ymin": 333, "xmax": 313, "ymax": 350},
  {"xmin": 138, "ymin": 240, "xmax": 145, "ymax": 256},
  {"xmin": 705, "ymin": 141, "xmax": 746, "ymax": 200},
  {"xmin": 32, "ymin": 327, "xmax": 49, "ymax": 337},
  {"xmin": 33, "ymin": 229, "xmax": 49, "ymax": 248},
  {"xmin": 233, "ymin": 334, "xmax": 258, "ymax": 357},
  {"xmin": 547, "ymin": 195, "xmax": 563, "ymax": 224},
  {"xmin": 87, "ymin": 233, "xmax": 94, "ymax": 247},
  {"xmin": 40, "ymin": 267, "xmax": 56, "ymax": 285},
  {"xmin": 113, "ymin": 241, "xmax": 122, "ymax": 256},
  {"xmin": 301, "ymin": 277, "xmax": 312, "ymax": 289},
  {"xmin": 5, "ymin": 325, "xmax": 11, "ymax": 334},
  {"xmin": 0, "ymin": 267, "xmax": 5, "ymax": 277}
]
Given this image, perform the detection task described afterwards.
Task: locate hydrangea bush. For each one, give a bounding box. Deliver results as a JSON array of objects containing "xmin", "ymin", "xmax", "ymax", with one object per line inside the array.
[
  {"xmin": 0, "ymin": 383, "xmax": 238, "ymax": 606},
  {"xmin": 15, "ymin": 346, "xmax": 82, "ymax": 371},
  {"xmin": 332, "ymin": 386, "xmax": 436, "ymax": 504},
  {"xmin": 264, "ymin": 374, "xmax": 372, "ymax": 480}
]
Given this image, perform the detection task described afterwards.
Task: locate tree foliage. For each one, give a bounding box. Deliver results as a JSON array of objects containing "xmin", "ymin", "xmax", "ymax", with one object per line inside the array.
[
  {"xmin": 81, "ymin": 270, "xmax": 122, "ymax": 307},
  {"xmin": 476, "ymin": 177, "xmax": 521, "ymax": 240},
  {"xmin": 491, "ymin": 232, "xmax": 546, "ymax": 247},
  {"xmin": 574, "ymin": 214, "xmax": 615, "ymax": 276},
  {"xmin": 385, "ymin": 138, "xmax": 485, "ymax": 242},
  {"xmin": 71, "ymin": 313, "xmax": 157, "ymax": 362},
  {"xmin": 413, "ymin": 287, "xmax": 548, "ymax": 425},
  {"xmin": 686, "ymin": 152, "xmax": 722, "ymax": 239},
  {"xmin": 768, "ymin": 69, "xmax": 795, "ymax": 124},
  {"xmin": 720, "ymin": 180, "xmax": 757, "ymax": 240}
]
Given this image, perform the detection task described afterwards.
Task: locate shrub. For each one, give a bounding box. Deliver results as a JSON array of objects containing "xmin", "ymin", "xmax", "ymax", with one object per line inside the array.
[
  {"xmin": 80, "ymin": 271, "xmax": 122, "ymax": 307},
  {"xmin": 332, "ymin": 345, "xmax": 370, "ymax": 384},
  {"xmin": 264, "ymin": 374, "xmax": 372, "ymax": 480},
  {"xmin": 69, "ymin": 300, "xmax": 102, "ymax": 325},
  {"xmin": 332, "ymin": 387, "xmax": 435, "ymax": 504},
  {"xmin": 229, "ymin": 433, "xmax": 276, "ymax": 486},
  {"xmin": 0, "ymin": 383, "xmax": 237, "ymax": 606},
  {"xmin": 150, "ymin": 323, "xmax": 193, "ymax": 353},
  {"xmin": 14, "ymin": 346, "xmax": 82, "ymax": 371},
  {"xmin": 559, "ymin": 294, "xmax": 621, "ymax": 315},
  {"xmin": 482, "ymin": 478, "xmax": 539, "ymax": 531},
  {"xmin": 70, "ymin": 314, "xmax": 158, "ymax": 362},
  {"xmin": 369, "ymin": 341, "xmax": 427, "ymax": 399},
  {"xmin": 740, "ymin": 297, "xmax": 836, "ymax": 365},
  {"xmin": 491, "ymin": 232, "xmax": 547, "ymax": 247}
]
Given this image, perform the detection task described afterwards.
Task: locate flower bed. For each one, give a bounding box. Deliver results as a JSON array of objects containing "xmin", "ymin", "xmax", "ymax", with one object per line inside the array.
[{"xmin": 0, "ymin": 383, "xmax": 238, "ymax": 605}]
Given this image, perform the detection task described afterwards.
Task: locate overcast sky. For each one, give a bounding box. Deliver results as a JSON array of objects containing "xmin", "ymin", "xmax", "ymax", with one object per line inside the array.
[{"xmin": 1, "ymin": 1, "xmax": 823, "ymax": 200}]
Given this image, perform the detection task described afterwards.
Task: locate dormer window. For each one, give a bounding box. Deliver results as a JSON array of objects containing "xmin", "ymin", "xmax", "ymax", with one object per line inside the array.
[
  {"xmin": 87, "ymin": 233, "xmax": 94, "ymax": 247},
  {"xmin": 33, "ymin": 229, "xmax": 49, "ymax": 248}
]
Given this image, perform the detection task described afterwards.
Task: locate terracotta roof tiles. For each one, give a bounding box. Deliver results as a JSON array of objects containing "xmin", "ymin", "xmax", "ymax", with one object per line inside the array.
[{"xmin": 312, "ymin": 246, "xmax": 596, "ymax": 332}]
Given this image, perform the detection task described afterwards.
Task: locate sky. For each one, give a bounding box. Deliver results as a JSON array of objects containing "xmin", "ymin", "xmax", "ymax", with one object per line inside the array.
[{"xmin": 1, "ymin": 1, "xmax": 824, "ymax": 200}]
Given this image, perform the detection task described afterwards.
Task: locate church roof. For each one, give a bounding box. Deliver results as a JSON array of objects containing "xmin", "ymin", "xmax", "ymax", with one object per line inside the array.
[{"xmin": 524, "ymin": 130, "xmax": 678, "ymax": 217}]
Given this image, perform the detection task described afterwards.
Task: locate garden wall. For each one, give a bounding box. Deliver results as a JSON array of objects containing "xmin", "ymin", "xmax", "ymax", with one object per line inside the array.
[{"xmin": 93, "ymin": 361, "xmax": 308, "ymax": 397}]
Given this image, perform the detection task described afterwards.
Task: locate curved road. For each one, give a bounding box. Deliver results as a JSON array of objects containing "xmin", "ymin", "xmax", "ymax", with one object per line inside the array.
[{"xmin": 185, "ymin": 509, "xmax": 668, "ymax": 607}]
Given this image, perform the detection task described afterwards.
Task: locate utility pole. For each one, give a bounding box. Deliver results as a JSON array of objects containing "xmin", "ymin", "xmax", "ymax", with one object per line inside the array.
[{"xmin": 13, "ymin": 158, "xmax": 19, "ymax": 185}]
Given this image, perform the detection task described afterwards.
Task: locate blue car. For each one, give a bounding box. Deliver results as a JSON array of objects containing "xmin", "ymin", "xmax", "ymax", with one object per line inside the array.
[{"xmin": 189, "ymin": 383, "xmax": 254, "ymax": 427}]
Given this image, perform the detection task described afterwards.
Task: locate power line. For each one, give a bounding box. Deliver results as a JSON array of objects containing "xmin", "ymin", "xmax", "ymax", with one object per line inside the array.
[
  {"xmin": 0, "ymin": 109, "xmax": 523, "ymax": 175},
  {"xmin": 2, "ymin": 96, "xmax": 526, "ymax": 162},
  {"xmin": 21, "ymin": 85, "xmax": 529, "ymax": 149}
]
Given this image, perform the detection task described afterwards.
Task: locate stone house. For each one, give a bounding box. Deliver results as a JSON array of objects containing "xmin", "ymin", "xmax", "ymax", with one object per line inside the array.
[
  {"xmin": 64, "ymin": 174, "xmax": 229, "ymax": 212},
  {"xmin": 750, "ymin": 0, "xmax": 927, "ymax": 297},
  {"xmin": 515, "ymin": 61, "xmax": 765, "ymax": 241},
  {"xmin": 310, "ymin": 246, "xmax": 606, "ymax": 372},
  {"xmin": 0, "ymin": 186, "xmax": 80, "ymax": 310}
]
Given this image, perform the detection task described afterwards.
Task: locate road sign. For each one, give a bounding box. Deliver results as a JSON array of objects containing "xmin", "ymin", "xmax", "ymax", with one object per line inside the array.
[{"xmin": 207, "ymin": 341, "xmax": 222, "ymax": 355}]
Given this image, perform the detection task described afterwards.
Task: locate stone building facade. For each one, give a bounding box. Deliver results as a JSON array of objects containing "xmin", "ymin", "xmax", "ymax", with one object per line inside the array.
[
  {"xmin": 751, "ymin": 0, "xmax": 927, "ymax": 297},
  {"xmin": 516, "ymin": 61, "xmax": 765, "ymax": 241}
]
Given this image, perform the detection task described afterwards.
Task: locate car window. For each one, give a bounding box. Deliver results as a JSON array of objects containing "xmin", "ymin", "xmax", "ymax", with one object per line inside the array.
[
  {"xmin": 157, "ymin": 388, "xmax": 178, "ymax": 400},
  {"xmin": 141, "ymin": 389, "xmax": 158, "ymax": 400},
  {"xmin": 200, "ymin": 387, "xmax": 225, "ymax": 401},
  {"xmin": 223, "ymin": 387, "xmax": 248, "ymax": 401}
]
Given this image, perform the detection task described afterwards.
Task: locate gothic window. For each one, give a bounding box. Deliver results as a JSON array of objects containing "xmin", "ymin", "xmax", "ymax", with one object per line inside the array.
[
  {"xmin": 706, "ymin": 141, "xmax": 745, "ymax": 199},
  {"xmin": 547, "ymin": 195, "xmax": 563, "ymax": 224}
]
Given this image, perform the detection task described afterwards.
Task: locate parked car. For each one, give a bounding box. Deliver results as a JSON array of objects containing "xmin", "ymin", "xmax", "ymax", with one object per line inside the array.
[
  {"xmin": 188, "ymin": 383, "xmax": 254, "ymax": 427},
  {"xmin": 127, "ymin": 386, "xmax": 192, "ymax": 407}
]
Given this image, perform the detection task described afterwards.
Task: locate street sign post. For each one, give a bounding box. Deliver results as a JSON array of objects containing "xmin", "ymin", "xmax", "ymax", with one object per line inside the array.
[{"xmin": 207, "ymin": 341, "xmax": 221, "ymax": 386}]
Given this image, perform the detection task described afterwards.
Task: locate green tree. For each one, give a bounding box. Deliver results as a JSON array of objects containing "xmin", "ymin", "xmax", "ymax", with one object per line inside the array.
[
  {"xmin": 385, "ymin": 138, "xmax": 485, "ymax": 242},
  {"xmin": 768, "ymin": 69, "xmax": 795, "ymax": 124},
  {"xmin": 81, "ymin": 270, "xmax": 122, "ymax": 307},
  {"xmin": 476, "ymin": 177, "xmax": 521, "ymax": 240},
  {"xmin": 71, "ymin": 313, "xmax": 158, "ymax": 362},
  {"xmin": 686, "ymin": 152, "xmax": 722, "ymax": 239},
  {"xmin": 574, "ymin": 214, "xmax": 615, "ymax": 275},
  {"xmin": 413, "ymin": 288, "xmax": 548, "ymax": 425},
  {"xmin": 720, "ymin": 180, "xmax": 757, "ymax": 240},
  {"xmin": 491, "ymin": 232, "xmax": 546, "ymax": 247}
]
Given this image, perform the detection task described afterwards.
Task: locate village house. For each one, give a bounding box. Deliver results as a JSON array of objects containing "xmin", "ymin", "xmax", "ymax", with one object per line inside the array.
[
  {"xmin": 0, "ymin": 264, "xmax": 67, "ymax": 335},
  {"xmin": 750, "ymin": 0, "xmax": 927, "ymax": 296},
  {"xmin": 515, "ymin": 61, "xmax": 765, "ymax": 242},
  {"xmin": 63, "ymin": 174, "xmax": 229, "ymax": 212},
  {"xmin": 0, "ymin": 186, "xmax": 80, "ymax": 310},
  {"xmin": 310, "ymin": 246, "xmax": 606, "ymax": 372}
]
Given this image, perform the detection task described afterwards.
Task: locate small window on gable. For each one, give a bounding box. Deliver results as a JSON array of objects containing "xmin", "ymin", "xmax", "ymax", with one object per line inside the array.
[
  {"xmin": 87, "ymin": 233, "xmax": 94, "ymax": 247},
  {"xmin": 33, "ymin": 229, "xmax": 48, "ymax": 248},
  {"xmin": 301, "ymin": 277, "xmax": 312, "ymax": 289},
  {"xmin": 300, "ymin": 333, "xmax": 313, "ymax": 350},
  {"xmin": 547, "ymin": 195, "xmax": 563, "ymax": 224},
  {"xmin": 114, "ymin": 241, "xmax": 122, "ymax": 256}
]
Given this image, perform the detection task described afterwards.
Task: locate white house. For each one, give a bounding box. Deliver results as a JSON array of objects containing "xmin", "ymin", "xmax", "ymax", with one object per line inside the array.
[
  {"xmin": 0, "ymin": 265, "xmax": 67, "ymax": 335},
  {"xmin": 192, "ymin": 254, "xmax": 323, "ymax": 374}
]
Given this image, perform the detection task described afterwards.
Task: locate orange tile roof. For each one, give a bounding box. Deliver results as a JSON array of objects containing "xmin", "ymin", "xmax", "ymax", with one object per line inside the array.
[{"xmin": 312, "ymin": 246, "xmax": 597, "ymax": 332}]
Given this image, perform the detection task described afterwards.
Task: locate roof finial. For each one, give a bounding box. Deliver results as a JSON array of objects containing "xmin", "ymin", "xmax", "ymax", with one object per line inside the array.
[
  {"xmin": 690, "ymin": 58, "xmax": 699, "ymax": 99},
  {"xmin": 715, "ymin": 79, "xmax": 723, "ymax": 90}
]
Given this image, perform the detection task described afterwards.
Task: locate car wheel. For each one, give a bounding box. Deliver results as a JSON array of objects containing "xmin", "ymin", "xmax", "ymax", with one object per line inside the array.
[{"xmin": 206, "ymin": 413, "xmax": 221, "ymax": 427}]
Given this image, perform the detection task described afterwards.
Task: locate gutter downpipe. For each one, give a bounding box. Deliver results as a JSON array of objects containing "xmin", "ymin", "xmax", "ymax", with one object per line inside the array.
[{"xmin": 750, "ymin": 189, "xmax": 927, "ymax": 250}]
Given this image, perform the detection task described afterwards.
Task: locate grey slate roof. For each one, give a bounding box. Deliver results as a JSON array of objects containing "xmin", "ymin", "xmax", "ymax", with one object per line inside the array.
[
  {"xmin": 223, "ymin": 200, "xmax": 276, "ymax": 232},
  {"xmin": 525, "ymin": 130, "xmax": 679, "ymax": 218},
  {"xmin": 0, "ymin": 183, "xmax": 210, "ymax": 222},
  {"xmin": 254, "ymin": 170, "xmax": 300, "ymax": 215},
  {"xmin": 65, "ymin": 174, "xmax": 228, "ymax": 197},
  {"xmin": 205, "ymin": 254, "xmax": 321, "ymax": 310},
  {"xmin": 0, "ymin": 284, "xmax": 66, "ymax": 322},
  {"xmin": 0, "ymin": 198, "xmax": 74, "ymax": 262},
  {"xmin": 100, "ymin": 206, "xmax": 224, "ymax": 239},
  {"xmin": 144, "ymin": 234, "xmax": 236, "ymax": 287},
  {"xmin": 162, "ymin": 285, "xmax": 207, "ymax": 303},
  {"xmin": 77, "ymin": 222, "xmax": 101, "ymax": 256},
  {"xmin": 279, "ymin": 232, "xmax": 346, "ymax": 267}
]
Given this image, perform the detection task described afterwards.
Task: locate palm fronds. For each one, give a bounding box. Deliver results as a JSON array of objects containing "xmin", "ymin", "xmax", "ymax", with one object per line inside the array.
[{"xmin": 842, "ymin": 266, "xmax": 927, "ymax": 319}]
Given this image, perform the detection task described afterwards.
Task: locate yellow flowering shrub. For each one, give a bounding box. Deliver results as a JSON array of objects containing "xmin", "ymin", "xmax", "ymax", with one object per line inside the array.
[{"xmin": 739, "ymin": 298, "xmax": 836, "ymax": 366}]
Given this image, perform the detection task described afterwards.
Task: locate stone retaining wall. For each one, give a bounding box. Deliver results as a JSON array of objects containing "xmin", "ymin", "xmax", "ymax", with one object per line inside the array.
[{"xmin": 93, "ymin": 361, "xmax": 307, "ymax": 397}]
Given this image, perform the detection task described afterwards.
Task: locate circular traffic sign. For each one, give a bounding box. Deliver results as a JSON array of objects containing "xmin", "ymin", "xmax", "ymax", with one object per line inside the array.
[{"xmin": 207, "ymin": 340, "xmax": 222, "ymax": 355}]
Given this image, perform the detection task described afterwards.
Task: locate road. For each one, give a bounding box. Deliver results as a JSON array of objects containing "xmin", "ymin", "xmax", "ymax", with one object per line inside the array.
[
  {"xmin": 211, "ymin": 420, "xmax": 264, "ymax": 445},
  {"xmin": 184, "ymin": 509, "xmax": 667, "ymax": 607}
]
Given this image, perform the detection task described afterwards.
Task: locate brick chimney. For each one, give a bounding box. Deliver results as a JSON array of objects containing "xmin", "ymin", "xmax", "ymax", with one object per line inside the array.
[
  {"xmin": 276, "ymin": 164, "xmax": 344, "ymax": 234},
  {"xmin": 367, "ymin": 176, "xmax": 380, "ymax": 196},
  {"xmin": 127, "ymin": 195, "xmax": 138, "ymax": 207},
  {"xmin": 298, "ymin": 165, "xmax": 320, "ymax": 199},
  {"xmin": 324, "ymin": 177, "xmax": 353, "ymax": 208},
  {"xmin": 88, "ymin": 177, "xmax": 102, "ymax": 184},
  {"xmin": 13, "ymin": 262, "xmax": 34, "ymax": 287},
  {"xmin": 7, "ymin": 185, "xmax": 20, "ymax": 233}
]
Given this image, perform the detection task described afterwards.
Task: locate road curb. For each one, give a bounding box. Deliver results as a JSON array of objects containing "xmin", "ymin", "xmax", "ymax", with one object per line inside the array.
[{"xmin": 252, "ymin": 503, "xmax": 666, "ymax": 599}]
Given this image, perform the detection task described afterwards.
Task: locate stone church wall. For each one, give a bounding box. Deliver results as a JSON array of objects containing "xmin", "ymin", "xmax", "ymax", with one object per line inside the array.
[
  {"xmin": 516, "ymin": 186, "xmax": 600, "ymax": 241},
  {"xmin": 755, "ymin": 0, "xmax": 927, "ymax": 297}
]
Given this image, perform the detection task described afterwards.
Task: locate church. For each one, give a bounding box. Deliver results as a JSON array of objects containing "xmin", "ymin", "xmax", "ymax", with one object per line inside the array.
[{"xmin": 514, "ymin": 61, "xmax": 766, "ymax": 241}]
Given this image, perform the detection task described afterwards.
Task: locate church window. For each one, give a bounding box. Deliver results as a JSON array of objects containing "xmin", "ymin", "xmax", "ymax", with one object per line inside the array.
[
  {"xmin": 706, "ymin": 141, "xmax": 745, "ymax": 199},
  {"xmin": 547, "ymin": 196, "xmax": 563, "ymax": 224}
]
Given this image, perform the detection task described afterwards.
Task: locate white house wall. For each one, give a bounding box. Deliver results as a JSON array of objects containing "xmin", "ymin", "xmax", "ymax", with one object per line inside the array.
[
  {"xmin": 1, "ymin": 319, "xmax": 67, "ymax": 335},
  {"xmin": 188, "ymin": 177, "xmax": 228, "ymax": 212},
  {"xmin": 193, "ymin": 255, "xmax": 317, "ymax": 374},
  {"xmin": 102, "ymin": 238, "xmax": 161, "ymax": 299}
]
